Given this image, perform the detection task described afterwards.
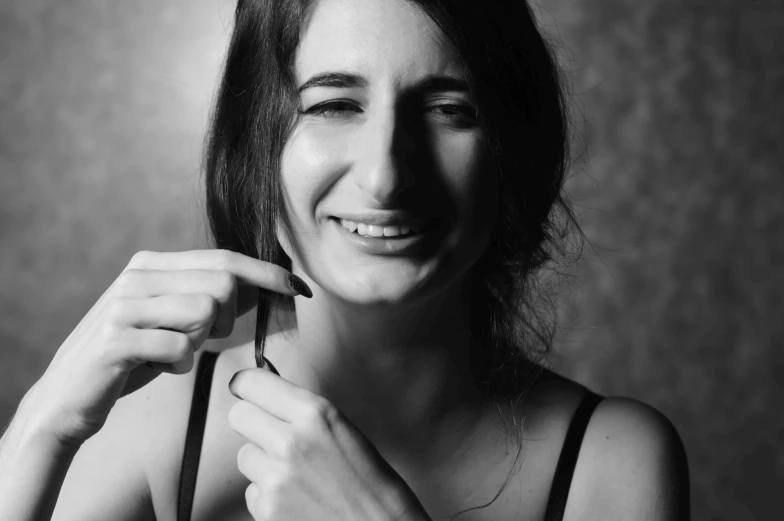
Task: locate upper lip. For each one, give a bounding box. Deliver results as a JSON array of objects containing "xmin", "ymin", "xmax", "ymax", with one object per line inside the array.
[{"xmin": 330, "ymin": 212, "xmax": 430, "ymax": 227}]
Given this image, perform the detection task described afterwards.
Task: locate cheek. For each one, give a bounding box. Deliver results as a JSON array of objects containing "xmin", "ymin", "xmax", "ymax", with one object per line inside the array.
[
  {"xmin": 280, "ymin": 126, "xmax": 348, "ymax": 225},
  {"xmin": 432, "ymin": 133, "xmax": 496, "ymax": 221}
]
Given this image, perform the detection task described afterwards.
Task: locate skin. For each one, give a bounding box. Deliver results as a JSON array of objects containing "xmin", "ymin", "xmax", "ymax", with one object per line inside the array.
[{"xmin": 265, "ymin": 0, "xmax": 499, "ymax": 478}]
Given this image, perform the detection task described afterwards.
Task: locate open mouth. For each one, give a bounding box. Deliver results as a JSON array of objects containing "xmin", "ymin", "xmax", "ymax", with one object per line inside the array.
[{"xmin": 329, "ymin": 217, "xmax": 430, "ymax": 239}]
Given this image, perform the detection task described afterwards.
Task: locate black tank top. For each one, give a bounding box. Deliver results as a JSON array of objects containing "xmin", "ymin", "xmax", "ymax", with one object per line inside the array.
[{"xmin": 177, "ymin": 350, "xmax": 605, "ymax": 521}]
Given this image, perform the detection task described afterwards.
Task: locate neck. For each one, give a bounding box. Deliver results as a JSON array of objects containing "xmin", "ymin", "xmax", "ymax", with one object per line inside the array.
[{"xmin": 263, "ymin": 275, "xmax": 492, "ymax": 473}]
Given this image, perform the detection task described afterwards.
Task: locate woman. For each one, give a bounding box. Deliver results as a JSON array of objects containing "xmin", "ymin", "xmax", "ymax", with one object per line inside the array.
[{"xmin": 0, "ymin": 0, "xmax": 690, "ymax": 520}]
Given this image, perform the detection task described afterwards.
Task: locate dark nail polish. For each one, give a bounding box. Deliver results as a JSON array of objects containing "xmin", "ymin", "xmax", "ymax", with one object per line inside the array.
[{"xmin": 287, "ymin": 273, "xmax": 313, "ymax": 298}]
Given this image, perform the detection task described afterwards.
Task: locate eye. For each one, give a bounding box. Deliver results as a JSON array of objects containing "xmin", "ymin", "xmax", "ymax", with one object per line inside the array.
[
  {"xmin": 431, "ymin": 104, "xmax": 468, "ymax": 116},
  {"xmin": 301, "ymin": 101, "xmax": 361, "ymax": 117},
  {"xmin": 428, "ymin": 103, "xmax": 479, "ymax": 127}
]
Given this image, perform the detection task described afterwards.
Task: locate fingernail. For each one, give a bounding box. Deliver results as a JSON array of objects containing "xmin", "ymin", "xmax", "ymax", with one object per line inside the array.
[
  {"xmin": 287, "ymin": 273, "xmax": 313, "ymax": 298},
  {"xmin": 228, "ymin": 373, "xmax": 239, "ymax": 397}
]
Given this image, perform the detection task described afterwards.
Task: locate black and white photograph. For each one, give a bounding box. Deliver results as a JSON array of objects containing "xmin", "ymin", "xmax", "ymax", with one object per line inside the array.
[{"xmin": 0, "ymin": 1, "xmax": 781, "ymax": 520}]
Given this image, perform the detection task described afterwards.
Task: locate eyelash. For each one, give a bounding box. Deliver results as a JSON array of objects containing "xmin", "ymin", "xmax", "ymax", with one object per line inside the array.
[{"xmin": 301, "ymin": 101, "xmax": 478, "ymax": 122}]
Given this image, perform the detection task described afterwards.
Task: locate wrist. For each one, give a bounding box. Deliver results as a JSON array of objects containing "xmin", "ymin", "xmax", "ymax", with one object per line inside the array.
[
  {"xmin": 3, "ymin": 392, "xmax": 84, "ymax": 459},
  {"xmin": 0, "ymin": 405, "xmax": 81, "ymax": 521}
]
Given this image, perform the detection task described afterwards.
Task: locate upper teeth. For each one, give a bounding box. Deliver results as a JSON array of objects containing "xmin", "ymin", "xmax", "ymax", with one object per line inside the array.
[{"xmin": 339, "ymin": 219, "xmax": 423, "ymax": 237}]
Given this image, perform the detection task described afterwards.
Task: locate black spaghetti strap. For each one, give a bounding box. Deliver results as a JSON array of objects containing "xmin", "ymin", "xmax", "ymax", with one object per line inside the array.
[
  {"xmin": 177, "ymin": 350, "xmax": 219, "ymax": 521},
  {"xmin": 543, "ymin": 391, "xmax": 605, "ymax": 521}
]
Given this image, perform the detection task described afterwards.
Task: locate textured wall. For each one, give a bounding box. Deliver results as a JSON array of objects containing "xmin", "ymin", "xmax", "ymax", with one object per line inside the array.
[
  {"xmin": 538, "ymin": 1, "xmax": 784, "ymax": 519},
  {"xmin": 1, "ymin": 1, "xmax": 782, "ymax": 519}
]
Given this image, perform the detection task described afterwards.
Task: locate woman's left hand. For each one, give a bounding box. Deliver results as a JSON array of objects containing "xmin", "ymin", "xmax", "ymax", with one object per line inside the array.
[{"xmin": 228, "ymin": 366, "xmax": 431, "ymax": 521}]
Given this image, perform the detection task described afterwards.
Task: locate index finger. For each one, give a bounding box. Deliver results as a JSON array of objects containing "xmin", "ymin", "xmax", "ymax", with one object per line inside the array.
[{"xmin": 126, "ymin": 249, "xmax": 310, "ymax": 297}]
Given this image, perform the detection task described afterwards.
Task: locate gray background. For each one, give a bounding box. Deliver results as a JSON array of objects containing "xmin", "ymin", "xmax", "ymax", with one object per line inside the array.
[{"xmin": 1, "ymin": 1, "xmax": 782, "ymax": 519}]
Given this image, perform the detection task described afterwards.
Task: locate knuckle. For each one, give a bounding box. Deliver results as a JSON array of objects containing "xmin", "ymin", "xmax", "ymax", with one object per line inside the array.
[
  {"xmin": 97, "ymin": 321, "xmax": 122, "ymax": 344},
  {"xmin": 214, "ymin": 249, "xmax": 234, "ymax": 271},
  {"xmin": 244, "ymin": 483, "xmax": 257, "ymax": 507},
  {"xmin": 238, "ymin": 441, "xmax": 255, "ymax": 458},
  {"xmin": 278, "ymin": 460, "xmax": 295, "ymax": 481},
  {"xmin": 113, "ymin": 269, "xmax": 142, "ymax": 294},
  {"xmin": 171, "ymin": 351, "xmax": 194, "ymax": 374},
  {"xmin": 268, "ymin": 469, "xmax": 289, "ymax": 494},
  {"xmin": 193, "ymin": 294, "xmax": 218, "ymax": 321},
  {"xmin": 236, "ymin": 443, "xmax": 252, "ymax": 472},
  {"xmin": 227, "ymin": 400, "xmax": 248, "ymax": 429},
  {"xmin": 227, "ymin": 401, "xmax": 240, "ymax": 426},
  {"xmin": 213, "ymin": 270, "xmax": 237, "ymax": 301},
  {"xmin": 304, "ymin": 396, "xmax": 337, "ymax": 427},
  {"xmin": 172, "ymin": 332, "xmax": 191, "ymax": 357},
  {"xmin": 245, "ymin": 484, "xmax": 268, "ymax": 518},
  {"xmin": 104, "ymin": 298, "xmax": 131, "ymax": 324},
  {"xmin": 280, "ymin": 435, "xmax": 303, "ymax": 458},
  {"xmin": 128, "ymin": 250, "xmax": 154, "ymax": 269}
]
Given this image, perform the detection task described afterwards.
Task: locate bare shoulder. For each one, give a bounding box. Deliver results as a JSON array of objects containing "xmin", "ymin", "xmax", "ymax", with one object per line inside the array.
[
  {"xmin": 136, "ymin": 346, "xmax": 257, "ymax": 521},
  {"xmin": 566, "ymin": 395, "xmax": 691, "ymax": 521},
  {"xmin": 50, "ymin": 352, "xmax": 204, "ymax": 521},
  {"xmin": 124, "ymin": 352, "xmax": 202, "ymax": 450},
  {"xmin": 121, "ymin": 351, "xmax": 207, "ymax": 519}
]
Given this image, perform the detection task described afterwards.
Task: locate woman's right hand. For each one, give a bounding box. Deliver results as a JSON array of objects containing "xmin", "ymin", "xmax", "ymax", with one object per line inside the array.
[{"xmin": 19, "ymin": 249, "xmax": 310, "ymax": 450}]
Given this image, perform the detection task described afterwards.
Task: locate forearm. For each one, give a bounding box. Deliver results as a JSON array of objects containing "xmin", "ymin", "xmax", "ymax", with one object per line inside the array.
[{"xmin": 0, "ymin": 402, "xmax": 80, "ymax": 521}]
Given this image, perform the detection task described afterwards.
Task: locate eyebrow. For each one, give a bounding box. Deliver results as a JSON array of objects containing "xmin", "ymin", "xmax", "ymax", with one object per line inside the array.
[{"xmin": 297, "ymin": 72, "xmax": 470, "ymax": 95}]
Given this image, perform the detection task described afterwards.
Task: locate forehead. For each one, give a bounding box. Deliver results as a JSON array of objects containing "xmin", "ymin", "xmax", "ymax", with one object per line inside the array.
[{"xmin": 296, "ymin": 0, "xmax": 463, "ymax": 85}]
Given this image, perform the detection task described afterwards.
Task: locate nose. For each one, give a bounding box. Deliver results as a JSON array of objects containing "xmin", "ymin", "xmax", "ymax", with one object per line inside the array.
[{"xmin": 351, "ymin": 106, "xmax": 417, "ymax": 206}]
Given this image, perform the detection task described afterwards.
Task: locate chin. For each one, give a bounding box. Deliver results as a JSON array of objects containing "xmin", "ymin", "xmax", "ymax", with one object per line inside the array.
[{"xmin": 324, "ymin": 263, "xmax": 447, "ymax": 307}]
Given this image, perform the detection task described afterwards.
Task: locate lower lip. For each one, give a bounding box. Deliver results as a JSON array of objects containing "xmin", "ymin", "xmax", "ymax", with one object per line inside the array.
[{"xmin": 330, "ymin": 218, "xmax": 437, "ymax": 255}]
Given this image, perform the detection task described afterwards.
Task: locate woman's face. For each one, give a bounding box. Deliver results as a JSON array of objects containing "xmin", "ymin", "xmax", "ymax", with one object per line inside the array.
[{"xmin": 278, "ymin": 0, "xmax": 497, "ymax": 306}]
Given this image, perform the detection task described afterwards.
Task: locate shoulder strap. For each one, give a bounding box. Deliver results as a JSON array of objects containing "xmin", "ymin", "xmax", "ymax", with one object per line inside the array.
[
  {"xmin": 543, "ymin": 391, "xmax": 605, "ymax": 521},
  {"xmin": 177, "ymin": 350, "xmax": 220, "ymax": 521}
]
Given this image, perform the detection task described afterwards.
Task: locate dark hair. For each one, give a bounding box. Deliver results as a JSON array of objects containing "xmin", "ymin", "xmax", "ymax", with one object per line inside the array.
[{"xmin": 203, "ymin": 0, "xmax": 585, "ymax": 517}]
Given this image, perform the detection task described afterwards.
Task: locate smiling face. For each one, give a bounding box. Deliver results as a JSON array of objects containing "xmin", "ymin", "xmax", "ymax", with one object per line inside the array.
[{"xmin": 277, "ymin": 0, "xmax": 498, "ymax": 307}]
